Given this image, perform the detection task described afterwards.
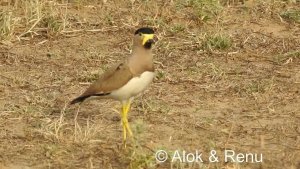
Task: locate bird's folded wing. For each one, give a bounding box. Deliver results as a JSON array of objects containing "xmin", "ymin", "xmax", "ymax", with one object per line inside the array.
[{"xmin": 80, "ymin": 62, "xmax": 134, "ymax": 97}]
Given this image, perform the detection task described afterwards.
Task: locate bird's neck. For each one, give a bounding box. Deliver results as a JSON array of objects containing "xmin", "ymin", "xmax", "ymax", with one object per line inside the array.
[{"xmin": 128, "ymin": 48, "xmax": 154, "ymax": 75}]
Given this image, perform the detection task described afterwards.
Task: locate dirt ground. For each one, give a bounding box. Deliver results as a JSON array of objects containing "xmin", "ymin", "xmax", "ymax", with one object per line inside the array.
[{"xmin": 0, "ymin": 0, "xmax": 299, "ymax": 169}]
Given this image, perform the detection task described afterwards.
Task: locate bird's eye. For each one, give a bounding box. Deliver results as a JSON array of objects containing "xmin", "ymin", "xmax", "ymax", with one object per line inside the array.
[{"xmin": 138, "ymin": 32, "xmax": 142, "ymax": 36}]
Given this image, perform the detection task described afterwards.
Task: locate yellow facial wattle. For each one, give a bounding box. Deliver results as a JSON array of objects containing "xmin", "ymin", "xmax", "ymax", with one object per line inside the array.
[{"xmin": 142, "ymin": 34, "xmax": 154, "ymax": 45}]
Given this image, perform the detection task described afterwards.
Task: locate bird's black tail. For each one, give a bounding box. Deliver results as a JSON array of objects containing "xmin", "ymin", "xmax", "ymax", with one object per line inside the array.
[
  {"xmin": 70, "ymin": 95, "xmax": 90, "ymax": 105},
  {"xmin": 70, "ymin": 93, "xmax": 110, "ymax": 105}
]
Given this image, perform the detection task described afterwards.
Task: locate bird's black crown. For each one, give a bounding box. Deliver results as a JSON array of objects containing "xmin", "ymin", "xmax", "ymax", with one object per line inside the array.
[{"xmin": 134, "ymin": 27, "xmax": 154, "ymax": 35}]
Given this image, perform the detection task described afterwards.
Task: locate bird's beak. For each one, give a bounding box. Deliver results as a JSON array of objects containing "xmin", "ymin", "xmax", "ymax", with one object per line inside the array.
[{"xmin": 142, "ymin": 34, "xmax": 155, "ymax": 45}]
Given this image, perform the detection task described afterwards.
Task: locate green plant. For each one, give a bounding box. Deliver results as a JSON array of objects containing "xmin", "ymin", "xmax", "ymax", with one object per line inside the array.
[
  {"xmin": 204, "ymin": 33, "xmax": 232, "ymax": 50},
  {"xmin": 170, "ymin": 23, "xmax": 186, "ymax": 33},
  {"xmin": 280, "ymin": 9, "xmax": 300, "ymax": 23},
  {"xmin": 0, "ymin": 10, "xmax": 14, "ymax": 40},
  {"xmin": 42, "ymin": 15, "xmax": 63, "ymax": 33},
  {"xmin": 177, "ymin": 0, "xmax": 222, "ymax": 22}
]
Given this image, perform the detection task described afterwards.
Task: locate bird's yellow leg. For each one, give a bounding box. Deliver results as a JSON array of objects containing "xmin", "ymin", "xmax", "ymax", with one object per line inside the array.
[
  {"xmin": 121, "ymin": 104, "xmax": 127, "ymax": 146},
  {"xmin": 124, "ymin": 101, "xmax": 133, "ymax": 137},
  {"xmin": 121, "ymin": 99, "xmax": 134, "ymax": 148}
]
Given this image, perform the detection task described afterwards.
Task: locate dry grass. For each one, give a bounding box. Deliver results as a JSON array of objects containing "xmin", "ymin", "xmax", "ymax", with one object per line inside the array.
[
  {"xmin": 0, "ymin": 10, "xmax": 14, "ymax": 40},
  {"xmin": 1, "ymin": 0, "xmax": 300, "ymax": 169}
]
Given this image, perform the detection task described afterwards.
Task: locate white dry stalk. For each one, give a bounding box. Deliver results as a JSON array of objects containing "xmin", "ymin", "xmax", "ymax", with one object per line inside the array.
[
  {"xmin": 73, "ymin": 109, "xmax": 102, "ymax": 143},
  {"xmin": 18, "ymin": 0, "xmax": 45, "ymax": 38},
  {"xmin": 53, "ymin": 103, "xmax": 68, "ymax": 141},
  {"xmin": 37, "ymin": 103, "xmax": 68, "ymax": 142},
  {"xmin": 74, "ymin": 107, "xmax": 81, "ymax": 142}
]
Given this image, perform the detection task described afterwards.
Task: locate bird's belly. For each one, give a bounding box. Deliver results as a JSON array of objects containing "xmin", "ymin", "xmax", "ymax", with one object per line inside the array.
[{"xmin": 110, "ymin": 71, "xmax": 155, "ymax": 101}]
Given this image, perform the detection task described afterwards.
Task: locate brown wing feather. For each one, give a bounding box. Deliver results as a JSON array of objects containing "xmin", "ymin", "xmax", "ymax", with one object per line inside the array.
[
  {"xmin": 70, "ymin": 62, "xmax": 134, "ymax": 104},
  {"xmin": 86, "ymin": 63, "xmax": 134, "ymax": 94}
]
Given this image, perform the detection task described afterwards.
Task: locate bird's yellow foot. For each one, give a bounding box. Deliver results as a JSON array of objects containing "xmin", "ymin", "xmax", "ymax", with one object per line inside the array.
[{"xmin": 122, "ymin": 122, "xmax": 127, "ymax": 148}]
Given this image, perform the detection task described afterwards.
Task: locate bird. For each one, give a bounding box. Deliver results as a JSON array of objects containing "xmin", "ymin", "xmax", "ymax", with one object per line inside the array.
[{"xmin": 70, "ymin": 27, "xmax": 156, "ymax": 147}]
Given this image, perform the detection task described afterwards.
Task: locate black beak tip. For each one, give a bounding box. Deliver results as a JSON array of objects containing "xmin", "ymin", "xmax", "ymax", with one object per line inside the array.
[
  {"xmin": 148, "ymin": 36, "xmax": 158, "ymax": 44},
  {"xmin": 153, "ymin": 36, "xmax": 158, "ymax": 43},
  {"xmin": 148, "ymin": 39, "xmax": 155, "ymax": 44}
]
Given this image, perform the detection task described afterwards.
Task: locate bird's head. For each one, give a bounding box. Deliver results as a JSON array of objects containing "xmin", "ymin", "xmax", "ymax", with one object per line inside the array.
[{"xmin": 134, "ymin": 27, "xmax": 156, "ymax": 49}]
